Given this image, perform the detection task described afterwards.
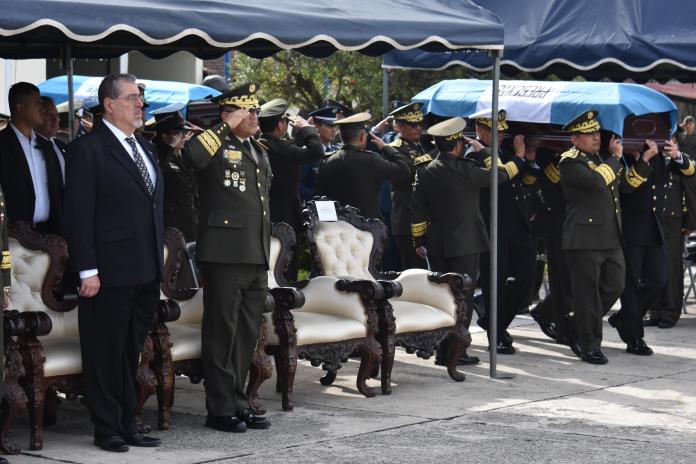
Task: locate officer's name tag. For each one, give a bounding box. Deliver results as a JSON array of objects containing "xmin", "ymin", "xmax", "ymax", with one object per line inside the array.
[{"xmin": 315, "ymin": 200, "xmax": 338, "ymax": 222}]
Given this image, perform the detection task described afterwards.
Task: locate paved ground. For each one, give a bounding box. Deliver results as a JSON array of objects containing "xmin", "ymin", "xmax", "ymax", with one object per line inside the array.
[{"xmin": 6, "ymin": 311, "xmax": 696, "ymax": 464}]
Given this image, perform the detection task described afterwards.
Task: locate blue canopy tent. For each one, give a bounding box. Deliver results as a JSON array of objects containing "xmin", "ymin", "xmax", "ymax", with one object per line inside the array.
[
  {"xmin": 383, "ymin": 0, "xmax": 696, "ymax": 82},
  {"xmin": 38, "ymin": 75, "xmax": 221, "ymax": 118},
  {"xmin": 0, "ymin": 0, "xmax": 512, "ymax": 379}
]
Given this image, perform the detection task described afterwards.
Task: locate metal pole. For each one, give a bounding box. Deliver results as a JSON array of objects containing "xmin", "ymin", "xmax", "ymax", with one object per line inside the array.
[
  {"xmin": 66, "ymin": 43, "xmax": 75, "ymax": 142},
  {"xmin": 382, "ymin": 68, "xmax": 389, "ymax": 118},
  {"xmin": 489, "ymin": 49, "xmax": 500, "ymax": 379}
]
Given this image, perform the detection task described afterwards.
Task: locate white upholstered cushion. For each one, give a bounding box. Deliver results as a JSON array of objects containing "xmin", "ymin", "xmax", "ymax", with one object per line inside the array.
[
  {"xmin": 313, "ymin": 221, "xmax": 374, "ymax": 279},
  {"xmin": 41, "ymin": 337, "xmax": 82, "ymax": 377},
  {"xmin": 391, "ymin": 301, "xmax": 455, "ymax": 334},
  {"xmin": 168, "ymin": 323, "xmax": 201, "ymax": 361},
  {"xmin": 268, "ymin": 236, "xmax": 281, "ymax": 289},
  {"xmin": 393, "ymin": 268, "xmax": 457, "ymax": 319},
  {"xmin": 8, "ymin": 238, "xmax": 80, "ymax": 339},
  {"xmin": 171, "ymin": 290, "xmax": 204, "ymax": 325}
]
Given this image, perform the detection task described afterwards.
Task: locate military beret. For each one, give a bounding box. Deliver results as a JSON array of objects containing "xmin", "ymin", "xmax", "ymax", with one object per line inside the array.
[
  {"xmin": 562, "ymin": 110, "xmax": 601, "ymax": 133},
  {"xmin": 258, "ymin": 98, "xmax": 289, "ymax": 119},
  {"xmin": 308, "ymin": 106, "xmax": 339, "ymax": 124},
  {"xmin": 389, "ymin": 102, "xmax": 424, "ymax": 124},
  {"xmin": 426, "ymin": 117, "xmax": 467, "ymax": 141},
  {"xmin": 469, "ymin": 108, "xmax": 508, "ymax": 131},
  {"xmin": 335, "ymin": 112, "xmax": 371, "ymax": 126},
  {"xmin": 211, "ymin": 82, "xmax": 261, "ymax": 110}
]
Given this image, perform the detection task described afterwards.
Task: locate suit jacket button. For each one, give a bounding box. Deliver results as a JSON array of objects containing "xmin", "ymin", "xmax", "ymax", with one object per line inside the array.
[
  {"xmin": 224, "ymin": 220, "xmax": 229, "ymax": 224},
  {"xmin": 588, "ymin": 218, "xmax": 593, "ymax": 223}
]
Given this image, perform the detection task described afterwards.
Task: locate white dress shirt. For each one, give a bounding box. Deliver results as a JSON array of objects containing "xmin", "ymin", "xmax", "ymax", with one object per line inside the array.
[
  {"xmin": 10, "ymin": 123, "xmax": 50, "ymax": 223},
  {"xmin": 50, "ymin": 138, "xmax": 66, "ymax": 183},
  {"xmin": 79, "ymin": 120, "xmax": 158, "ymax": 280}
]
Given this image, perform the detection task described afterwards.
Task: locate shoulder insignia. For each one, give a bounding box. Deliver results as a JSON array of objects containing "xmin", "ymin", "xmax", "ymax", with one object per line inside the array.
[
  {"xmin": 413, "ymin": 154, "xmax": 432, "ymax": 165},
  {"xmin": 559, "ymin": 147, "xmax": 580, "ymax": 162},
  {"xmin": 389, "ymin": 139, "xmax": 403, "ymax": 148},
  {"xmin": 253, "ymin": 139, "xmax": 268, "ymax": 151}
]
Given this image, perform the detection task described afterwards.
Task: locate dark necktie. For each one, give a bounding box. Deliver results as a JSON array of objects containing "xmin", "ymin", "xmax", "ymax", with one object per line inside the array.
[
  {"xmin": 242, "ymin": 140, "xmax": 252, "ymax": 152},
  {"xmin": 125, "ymin": 137, "xmax": 154, "ymax": 195}
]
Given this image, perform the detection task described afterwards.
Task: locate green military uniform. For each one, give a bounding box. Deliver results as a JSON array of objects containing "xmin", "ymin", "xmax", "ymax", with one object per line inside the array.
[
  {"xmin": 559, "ymin": 111, "xmax": 636, "ymax": 363},
  {"xmin": 184, "ymin": 83, "xmax": 271, "ymax": 420},
  {"xmin": 150, "ymin": 105, "xmax": 199, "ymax": 241},
  {"xmin": 410, "ymin": 117, "xmax": 523, "ymax": 364},
  {"xmin": 387, "ymin": 102, "xmax": 430, "ymax": 270},
  {"xmin": 0, "ymin": 187, "xmax": 10, "ymax": 402},
  {"xmin": 315, "ymin": 112, "xmax": 411, "ymax": 220}
]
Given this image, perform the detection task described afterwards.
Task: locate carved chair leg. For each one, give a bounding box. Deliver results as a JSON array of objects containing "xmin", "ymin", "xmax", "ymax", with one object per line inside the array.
[
  {"xmin": 135, "ymin": 335, "xmax": 157, "ymax": 433},
  {"xmin": 1, "ymin": 338, "xmax": 28, "ymax": 454},
  {"xmin": 446, "ymin": 332, "xmax": 466, "ymax": 382},
  {"xmin": 21, "ymin": 336, "xmax": 46, "ymax": 451},
  {"xmin": 151, "ymin": 324, "xmax": 174, "ymax": 431},
  {"xmin": 356, "ymin": 341, "xmax": 380, "ymax": 398},
  {"xmin": 376, "ymin": 331, "xmax": 395, "ymax": 395},
  {"xmin": 275, "ymin": 341, "xmax": 297, "ymax": 412},
  {"xmin": 319, "ymin": 369, "xmax": 337, "ymax": 386},
  {"xmin": 43, "ymin": 388, "xmax": 58, "ymax": 426},
  {"xmin": 246, "ymin": 317, "xmax": 272, "ymax": 416}
]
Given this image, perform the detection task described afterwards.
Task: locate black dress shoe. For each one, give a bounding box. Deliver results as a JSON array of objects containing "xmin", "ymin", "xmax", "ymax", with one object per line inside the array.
[
  {"xmin": 569, "ymin": 343, "xmax": 583, "ymax": 358},
  {"xmin": 495, "ymin": 343, "xmax": 516, "ymax": 355},
  {"xmin": 205, "ymin": 415, "xmax": 247, "ymax": 433},
  {"xmin": 457, "ymin": 353, "xmax": 480, "ymax": 365},
  {"xmin": 236, "ymin": 408, "xmax": 271, "ymax": 430},
  {"xmin": 94, "ymin": 435, "xmax": 129, "ymax": 452},
  {"xmin": 530, "ymin": 308, "xmax": 557, "ymax": 340},
  {"xmin": 658, "ymin": 320, "xmax": 676, "ymax": 329},
  {"xmin": 580, "ymin": 350, "xmax": 608, "ymax": 365},
  {"xmin": 626, "ymin": 340, "xmax": 654, "ymax": 356},
  {"xmin": 124, "ymin": 433, "xmax": 161, "ymax": 447},
  {"xmin": 642, "ymin": 318, "xmax": 660, "ymax": 327},
  {"xmin": 0, "ymin": 456, "xmax": 8, "ymax": 463}
]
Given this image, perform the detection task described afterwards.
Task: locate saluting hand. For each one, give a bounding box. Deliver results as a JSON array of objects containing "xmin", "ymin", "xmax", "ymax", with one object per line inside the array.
[
  {"xmin": 288, "ymin": 115, "xmax": 309, "ymax": 129},
  {"xmin": 463, "ymin": 136, "xmax": 484, "ymax": 152},
  {"xmin": 222, "ymin": 108, "xmax": 249, "ymax": 130},
  {"xmin": 369, "ymin": 132, "xmax": 386, "ymax": 150},
  {"xmin": 79, "ymin": 275, "xmax": 101, "ymax": 298}
]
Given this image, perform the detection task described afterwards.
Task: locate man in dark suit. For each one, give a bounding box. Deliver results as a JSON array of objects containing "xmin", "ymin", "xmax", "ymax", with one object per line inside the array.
[
  {"xmin": 411, "ymin": 117, "xmax": 524, "ymax": 366},
  {"xmin": 299, "ymin": 106, "xmax": 340, "ymax": 203},
  {"xmin": 36, "ymin": 96, "xmax": 67, "ymax": 181},
  {"xmin": 184, "ymin": 82, "xmax": 272, "ymax": 433},
  {"xmin": 258, "ymin": 98, "xmax": 324, "ymax": 282},
  {"xmin": 0, "ymin": 82, "xmax": 64, "ymax": 234},
  {"xmin": 315, "ymin": 112, "xmax": 411, "ymax": 220},
  {"xmin": 63, "ymin": 74, "xmax": 163, "ymax": 452}
]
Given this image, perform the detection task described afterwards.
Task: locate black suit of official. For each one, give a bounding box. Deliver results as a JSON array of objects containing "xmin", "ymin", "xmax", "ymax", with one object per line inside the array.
[
  {"xmin": 614, "ymin": 155, "xmax": 694, "ymax": 341},
  {"xmin": 0, "ymin": 125, "xmax": 64, "ymax": 234},
  {"xmin": 389, "ymin": 137, "xmax": 429, "ymax": 270},
  {"xmin": 185, "ymin": 121, "xmax": 271, "ymax": 417},
  {"xmin": 156, "ymin": 141, "xmax": 199, "ymax": 241},
  {"xmin": 315, "ymin": 144, "xmax": 411, "ymax": 219},
  {"xmin": 261, "ymin": 125, "xmax": 324, "ymax": 281},
  {"xmin": 64, "ymin": 122, "xmax": 164, "ymax": 440},
  {"xmin": 468, "ymin": 145, "xmax": 537, "ymax": 343}
]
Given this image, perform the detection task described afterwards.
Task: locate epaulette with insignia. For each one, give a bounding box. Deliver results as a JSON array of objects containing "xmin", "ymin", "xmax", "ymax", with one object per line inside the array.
[
  {"xmin": 389, "ymin": 139, "xmax": 403, "ymax": 148},
  {"xmin": 559, "ymin": 147, "xmax": 580, "ymax": 162},
  {"xmin": 253, "ymin": 139, "xmax": 268, "ymax": 151},
  {"xmin": 413, "ymin": 154, "xmax": 432, "ymax": 165},
  {"xmin": 325, "ymin": 149, "xmax": 337, "ymax": 157}
]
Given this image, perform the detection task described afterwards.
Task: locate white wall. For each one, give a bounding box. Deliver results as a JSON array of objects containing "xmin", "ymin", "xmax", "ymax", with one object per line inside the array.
[
  {"xmin": 127, "ymin": 51, "xmax": 203, "ymax": 84},
  {"xmin": 0, "ymin": 59, "xmax": 47, "ymax": 114}
]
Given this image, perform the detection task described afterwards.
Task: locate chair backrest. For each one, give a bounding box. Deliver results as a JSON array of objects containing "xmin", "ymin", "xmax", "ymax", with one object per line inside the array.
[
  {"xmin": 8, "ymin": 222, "xmax": 78, "ymax": 339},
  {"xmin": 160, "ymin": 227, "xmax": 203, "ymax": 324},
  {"xmin": 268, "ymin": 222, "xmax": 297, "ymax": 288},
  {"xmin": 303, "ymin": 200, "xmax": 387, "ymax": 280}
]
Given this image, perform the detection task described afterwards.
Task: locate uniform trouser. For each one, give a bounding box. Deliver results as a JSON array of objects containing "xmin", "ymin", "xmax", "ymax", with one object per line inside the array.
[
  {"xmin": 200, "ymin": 263, "xmax": 267, "ymax": 416},
  {"xmin": 564, "ymin": 248, "xmax": 625, "ymax": 352},
  {"xmin": 394, "ymin": 235, "xmax": 426, "ymax": 271},
  {"xmin": 650, "ymin": 232, "xmax": 684, "ymax": 325},
  {"xmin": 615, "ymin": 243, "xmax": 667, "ymax": 343},
  {"xmin": 78, "ymin": 280, "xmax": 159, "ymax": 439},
  {"xmin": 431, "ymin": 254, "xmax": 478, "ymax": 361},
  {"xmin": 479, "ymin": 235, "xmax": 536, "ymax": 341},
  {"xmin": 533, "ymin": 235, "xmax": 572, "ymax": 339}
]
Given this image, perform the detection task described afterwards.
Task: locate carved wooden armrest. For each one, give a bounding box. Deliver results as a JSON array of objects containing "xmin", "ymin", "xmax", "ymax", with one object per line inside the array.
[
  {"xmin": 335, "ymin": 278, "xmax": 385, "ymax": 301},
  {"xmin": 17, "ymin": 311, "xmax": 53, "ymax": 337},
  {"xmin": 427, "ymin": 272, "xmax": 473, "ymax": 294},
  {"xmin": 268, "ymin": 287, "xmax": 305, "ymax": 313},
  {"xmin": 264, "ymin": 292, "xmax": 275, "ymax": 312},
  {"xmin": 376, "ymin": 279, "xmax": 403, "ymax": 298},
  {"xmin": 156, "ymin": 299, "xmax": 181, "ymax": 324},
  {"xmin": 3, "ymin": 310, "xmax": 27, "ymax": 337}
]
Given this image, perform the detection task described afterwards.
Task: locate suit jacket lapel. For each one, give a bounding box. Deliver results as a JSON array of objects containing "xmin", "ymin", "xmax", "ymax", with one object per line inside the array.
[
  {"xmin": 101, "ymin": 125, "xmax": 153, "ymax": 198},
  {"xmin": 6, "ymin": 127, "xmax": 34, "ymax": 191}
]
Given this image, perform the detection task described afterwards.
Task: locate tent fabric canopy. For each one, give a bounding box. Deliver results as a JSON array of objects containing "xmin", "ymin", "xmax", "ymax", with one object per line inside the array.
[
  {"xmin": 383, "ymin": 0, "xmax": 696, "ymax": 82},
  {"xmin": 412, "ymin": 79, "xmax": 679, "ymax": 137},
  {"xmin": 0, "ymin": 0, "xmax": 503, "ymax": 59}
]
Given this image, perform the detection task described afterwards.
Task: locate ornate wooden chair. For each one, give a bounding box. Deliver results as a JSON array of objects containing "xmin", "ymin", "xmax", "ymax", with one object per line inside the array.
[
  {"xmin": 1, "ymin": 310, "xmax": 30, "ymax": 455},
  {"xmin": 5, "ymin": 221, "xmax": 157, "ymax": 450},
  {"xmin": 263, "ymin": 222, "xmax": 383, "ymax": 411},
  {"xmin": 303, "ymin": 200, "xmax": 473, "ymax": 395}
]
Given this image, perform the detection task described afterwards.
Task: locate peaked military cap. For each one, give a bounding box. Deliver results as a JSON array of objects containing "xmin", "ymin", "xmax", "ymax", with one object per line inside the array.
[
  {"xmin": 426, "ymin": 117, "xmax": 467, "ymax": 141},
  {"xmin": 258, "ymin": 98, "xmax": 289, "ymax": 119},
  {"xmin": 308, "ymin": 106, "xmax": 339, "ymax": 124},
  {"xmin": 562, "ymin": 110, "xmax": 601, "ymax": 133},
  {"xmin": 389, "ymin": 102, "xmax": 424, "ymax": 124},
  {"xmin": 469, "ymin": 108, "xmax": 508, "ymax": 131},
  {"xmin": 334, "ymin": 112, "xmax": 371, "ymax": 126},
  {"xmin": 323, "ymin": 99, "xmax": 354, "ymax": 117},
  {"xmin": 150, "ymin": 102, "xmax": 191, "ymax": 132},
  {"xmin": 136, "ymin": 82, "xmax": 150, "ymax": 108},
  {"xmin": 211, "ymin": 82, "xmax": 261, "ymax": 110}
]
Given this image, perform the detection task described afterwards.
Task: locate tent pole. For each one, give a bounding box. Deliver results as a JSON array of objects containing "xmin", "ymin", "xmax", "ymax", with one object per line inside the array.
[
  {"xmin": 66, "ymin": 43, "xmax": 75, "ymax": 142},
  {"xmin": 488, "ymin": 49, "xmax": 513, "ymax": 380},
  {"xmin": 382, "ymin": 67, "xmax": 389, "ymax": 118}
]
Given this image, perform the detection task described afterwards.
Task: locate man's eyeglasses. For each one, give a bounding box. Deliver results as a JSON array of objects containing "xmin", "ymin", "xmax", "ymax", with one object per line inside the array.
[{"xmin": 112, "ymin": 94, "xmax": 144, "ymax": 104}]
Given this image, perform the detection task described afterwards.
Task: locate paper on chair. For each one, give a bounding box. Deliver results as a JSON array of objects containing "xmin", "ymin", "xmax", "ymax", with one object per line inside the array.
[{"xmin": 315, "ymin": 201, "xmax": 338, "ymax": 221}]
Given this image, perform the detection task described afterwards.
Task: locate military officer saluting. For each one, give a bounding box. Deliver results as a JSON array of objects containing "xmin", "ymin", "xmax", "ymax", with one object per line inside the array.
[
  {"xmin": 150, "ymin": 103, "xmax": 199, "ymax": 241},
  {"xmin": 559, "ymin": 110, "xmax": 626, "ymax": 364},
  {"xmin": 387, "ymin": 102, "xmax": 431, "ymax": 270},
  {"xmin": 184, "ymin": 82, "xmax": 272, "ymax": 432},
  {"xmin": 410, "ymin": 117, "xmax": 524, "ymax": 366},
  {"xmin": 258, "ymin": 98, "xmax": 324, "ymax": 282},
  {"xmin": 315, "ymin": 112, "xmax": 410, "ymax": 220}
]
